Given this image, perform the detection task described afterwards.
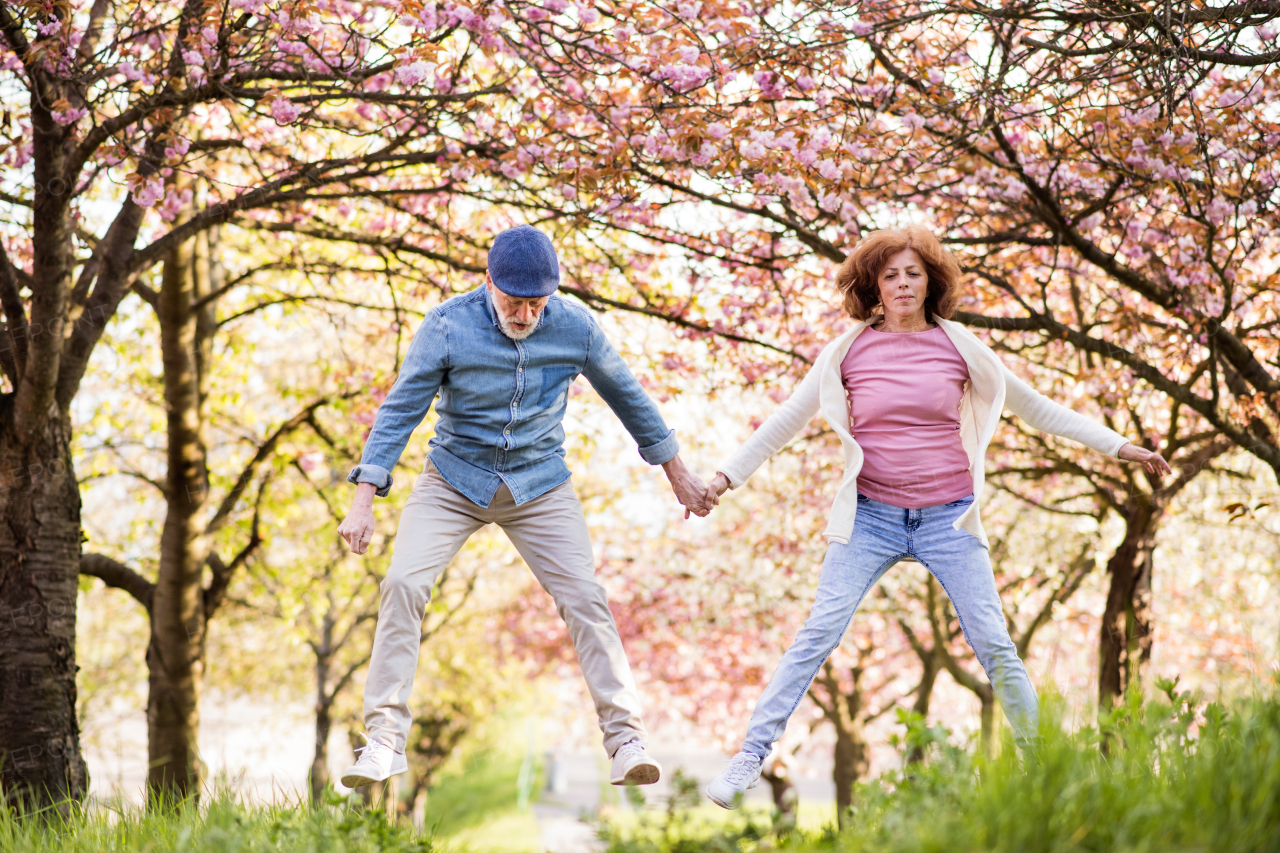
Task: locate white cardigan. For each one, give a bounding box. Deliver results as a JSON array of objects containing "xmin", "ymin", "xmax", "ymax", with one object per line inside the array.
[{"xmin": 717, "ymin": 317, "xmax": 1130, "ymax": 548}]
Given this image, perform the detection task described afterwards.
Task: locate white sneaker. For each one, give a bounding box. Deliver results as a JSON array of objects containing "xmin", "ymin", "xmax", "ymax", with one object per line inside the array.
[
  {"xmin": 706, "ymin": 751, "xmax": 762, "ymax": 809},
  {"xmin": 609, "ymin": 740, "xmax": 661, "ymax": 785},
  {"xmin": 339, "ymin": 735, "xmax": 408, "ymax": 788}
]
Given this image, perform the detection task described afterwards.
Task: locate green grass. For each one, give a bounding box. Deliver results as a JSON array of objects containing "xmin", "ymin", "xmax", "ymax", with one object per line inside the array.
[
  {"xmin": 419, "ymin": 742, "xmax": 542, "ymax": 851},
  {"xmin": 601, "ymin": 682, "xmax": 1280, "ymax": 853},
  {"xmin": 0, "ymin": 737, "xmax": 543, "ymax": 853},
  {"xmin": 5, "ymin": 684, "xmax": 1279, "ymax": 852},
  {"xmin": 0, "ymin": 796, "xmax": 432, "ymax": 853}
]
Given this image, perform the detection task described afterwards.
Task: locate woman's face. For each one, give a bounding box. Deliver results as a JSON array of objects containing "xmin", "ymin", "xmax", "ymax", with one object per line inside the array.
[{"xmin": 876, "ymin": 248, "xmax": 929, "ymax": 323}]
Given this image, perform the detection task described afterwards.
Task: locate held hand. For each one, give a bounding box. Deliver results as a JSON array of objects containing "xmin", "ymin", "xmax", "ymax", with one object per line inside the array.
[
  {"xmin": 661, "ymin": 453, "xmax": 719, "ymax": 519},
  {"xmin": 709, "ymin": 472, "xmax": 731, "ymax": 498},
  {"xmin": 1117, "ymin": 443, "xmax": 1173, "ymax": 480},
  {"xmin": 338, "ymin": 482, "xmax": 378, "ymax": 554}
]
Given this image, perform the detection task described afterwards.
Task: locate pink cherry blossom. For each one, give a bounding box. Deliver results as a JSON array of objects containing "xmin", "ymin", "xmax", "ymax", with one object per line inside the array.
[
  {"xmin": 164, "ymin": 137, "xmax": 190, "ymax": 159},
  {"xmin": 131, "ymin": 176, "xmax": 165, "ymax": 207},
  {"xmin": 52, "ymin": 108, "xmax": 87, "ymax": 126},
  {"xmin": 395, "ymin": 61, "xmax": 433, "ymax": 87},
  {"xmin": 271, "ymin": 99, "xmax": 302, "ymax": 125}
]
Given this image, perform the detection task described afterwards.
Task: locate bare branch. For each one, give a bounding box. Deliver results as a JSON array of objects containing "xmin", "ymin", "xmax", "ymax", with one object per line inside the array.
[
  {"xmin": 80, "ymin": 553, "xmax": 154, "ymax": 613},
  {"xmin": 205, "ymin": 394, "xmax": 354, "ymax": 536}
]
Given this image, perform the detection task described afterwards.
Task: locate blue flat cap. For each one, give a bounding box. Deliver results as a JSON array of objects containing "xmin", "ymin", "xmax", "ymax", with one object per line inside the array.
[{"xmin": 487, "ymin": 225, "xmax": 560, "ymax": 297}]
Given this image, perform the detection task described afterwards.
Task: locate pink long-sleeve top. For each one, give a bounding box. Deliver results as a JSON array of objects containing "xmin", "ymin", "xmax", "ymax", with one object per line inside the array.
[{"xmin": 839, "ymin": 323, "xmax": 974, "ymax": 508}]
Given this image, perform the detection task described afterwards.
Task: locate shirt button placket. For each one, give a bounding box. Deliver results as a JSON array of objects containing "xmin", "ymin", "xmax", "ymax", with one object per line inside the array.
[{"xmin": 504, "ymin": 342, "xmax": 525, "ymax": 463}]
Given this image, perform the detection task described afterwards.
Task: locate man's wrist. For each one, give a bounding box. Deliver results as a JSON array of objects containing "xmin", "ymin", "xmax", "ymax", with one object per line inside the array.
[
  {"xmin": 661, "ymin": 453, "xmax": 688, "ymax": 479},
  {"xmin": 353, "ymin": 481, "xmax": 378, "ymax": 506}
]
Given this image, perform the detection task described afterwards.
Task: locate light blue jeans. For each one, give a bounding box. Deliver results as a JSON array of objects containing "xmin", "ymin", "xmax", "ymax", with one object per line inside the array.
[{"xmin": 742, "ymin": 492, "xmax": 1039, "ymax": 758}]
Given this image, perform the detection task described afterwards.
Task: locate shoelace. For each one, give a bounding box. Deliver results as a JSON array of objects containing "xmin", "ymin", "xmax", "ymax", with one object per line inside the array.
[
  {"xmin": 355, "ymin": 735, "xmax": 393, "ymax": 763},
  {"xmin": 615, "ymin": 741, "xmax": 647, "ymax": 762},
  {"xmin": 721, "ymin": 753, "xmax": 760, "ymax": 786}
]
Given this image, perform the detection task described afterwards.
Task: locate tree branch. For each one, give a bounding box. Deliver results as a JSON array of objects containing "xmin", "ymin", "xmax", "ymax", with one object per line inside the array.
[
  {"xmin": 54, "ymin": 200, "xmax": 147, "ymax": 411},
  {"xmin": 204, "ymin": 394, "xmax": 353, "ymax": 536},
  {"xmin": 80, "ymin": 553, "xmax": 154, "ymax": 614},
  {"xmin": 0, "ymin": 238, "xmax": 29, "ymax": 379},
  {"xmin": 951, "ymin": 306, "xmax": 1280, "ymax": 472},
  {"xmin": 203, "ymin": 478, "xmax": 268, "ymax": 618}
]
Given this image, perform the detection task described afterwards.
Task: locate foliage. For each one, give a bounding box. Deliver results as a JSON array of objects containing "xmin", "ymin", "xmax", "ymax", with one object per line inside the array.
[
  {"xmin": 0, "ymin": 795, "xmax": 431, "ymax": 853},
  {"xmin": 414, "ymin": 737, "xmax": 541, "ymax": 841},
  {"xmin": 601, "ymin": 690, "xmax": 1280, "ymax": 853},
  {"xmin": 598, "ymin": 769, "xmax": 774, "ymax": 853},
  {"xmin": 4, "ymin": 0, "xmax": 1274, "ymax": 812}
]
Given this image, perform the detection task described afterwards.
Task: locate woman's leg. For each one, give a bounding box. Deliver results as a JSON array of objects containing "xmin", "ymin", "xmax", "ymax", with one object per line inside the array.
[
  {"xmin": 741, "ymin": 498, "xmax": 904, "ymax": 760},
  {"xmin": 912, "ymin": 496, "xmax": 1040, "ymax": 747}
]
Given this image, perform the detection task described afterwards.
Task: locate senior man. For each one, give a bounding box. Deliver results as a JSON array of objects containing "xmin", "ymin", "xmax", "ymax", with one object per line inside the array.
[{"xmin": 337, "ymin": 225, "xmax": 714, "ymax": 789}]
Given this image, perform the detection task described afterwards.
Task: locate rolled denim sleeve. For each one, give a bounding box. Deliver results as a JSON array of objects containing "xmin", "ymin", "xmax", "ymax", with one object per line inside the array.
[
  {"xmin": 346, "ymin": 311, "xmax": 449, "ymax": 496},
  {"xmin": 346, "ymin": 463, "xmax": 394, "ymax": 497},
  {"xmin": 581, "ymin": 321, "xmax": 679, "ymax": 466}
]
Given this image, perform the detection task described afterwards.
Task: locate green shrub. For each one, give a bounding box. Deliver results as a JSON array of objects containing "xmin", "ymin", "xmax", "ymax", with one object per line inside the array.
[
  {"xmin": 0, "ymin": 794, "xmax": 432, "ymax": 853},
  {"xmin": 842, "ymin": 680, "xmax": 1280, "ymax": 853},
  {"xmin": 602, "ymin": 685, "xmax": 1280, "ymax": 853}
]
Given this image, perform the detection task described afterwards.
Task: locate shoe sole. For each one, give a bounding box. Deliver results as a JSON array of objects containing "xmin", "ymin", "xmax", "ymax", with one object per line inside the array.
[
  {"xmin": 707, "ymin": 774, "xmax": 760, "ymax": 809},
  {"xmin": 706, "ymin": 787, "xmax": 740, "ymax": 810},
  {"xmin": 340, "ymin": 758, "xmax": 408, "ymax": 789},
  {"xmin": 340, "ymin": 770, "xmax": 385, "ymax": 788},
  {"xmin": 610, "ymin": 760, "xmax": 661, "ymax": 786}
]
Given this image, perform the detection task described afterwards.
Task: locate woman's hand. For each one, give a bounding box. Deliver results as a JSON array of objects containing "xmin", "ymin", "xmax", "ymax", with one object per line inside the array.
[
  {"xmin": 709, "ymin": 472, "xmax": 731, "ymax": 497},
  {"xmin": 662, "ymin": 453, "xmax": 718, "ymax": 518},
  {"xmin": 1117, "ymin": 443, "xmax": 1173, "ymax": 480}
]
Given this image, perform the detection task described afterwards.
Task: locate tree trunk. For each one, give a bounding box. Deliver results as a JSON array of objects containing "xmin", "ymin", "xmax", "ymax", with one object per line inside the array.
[
  {"xmin": 906, "ymin": 640, "xmax": 943, "ymax": 765},
  {"xmin": 0, "ymin": 404, "xmax": 88, "ymax": 810},
  {"xmin": 832, "ymin": 719, "xmax": 869, "ymax": 828},
  {"xmin": 760, "ymin": 758, "xmax": 798, "ymax": 833},
  {"xmin": 811, "ymin": 660, "xmax": 870, "ymax": 830},
  {"xmin": 148, "ymin": 210, "xmax": 210, "ymax": 800},
  {"xmin": 311, "ymin": 612, "xmax": 334, "ymax": 804},
  {"xmin": 1098, "ymin": 499, "xmax": 1161, "ymax": 707},
  {"xmin": 311, "ymin": 700, "xmax": 332, "ymax": 805},
  {"xmin": 978, "ymin": 689, "xmax": 995, "ymax": 757},
  {"xmin": 0, "ymin": 73, "xmax": 90, "ymax": 808}
]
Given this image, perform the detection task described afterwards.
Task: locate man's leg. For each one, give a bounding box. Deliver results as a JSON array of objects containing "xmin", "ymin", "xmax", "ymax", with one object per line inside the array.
[
  {"xmin": 363, "ymin": 465, "xmax": 487, "ymax": 752},
  {"xmin": 494, "ymin": 481, "xmax": 647, "ymax": 758}
]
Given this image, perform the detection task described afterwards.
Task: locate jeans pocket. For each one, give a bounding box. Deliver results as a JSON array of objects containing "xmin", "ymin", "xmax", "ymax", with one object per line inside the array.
[
  {"xmin": 943, "ymin": 494, "xmax": 975, "ymax": 508},
  {"xmin": 856, "ymin": 493, "xmax": 870, "ymax": 503}
]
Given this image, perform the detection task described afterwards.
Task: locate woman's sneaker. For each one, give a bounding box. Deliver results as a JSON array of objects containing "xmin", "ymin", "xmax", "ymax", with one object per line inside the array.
[
  {"xmin": 609, "ymin": 740, "xmax": 662, "ymax": 785},
  {"xmin": 339, "ymin": 735, "xmax": 408, "ymax": 788},
  {"xmin": 706, "ymin": 752, "xmax": 762, "ymax": 808}
]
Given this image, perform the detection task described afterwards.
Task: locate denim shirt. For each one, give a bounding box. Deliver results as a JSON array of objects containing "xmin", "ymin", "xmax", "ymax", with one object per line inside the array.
[{"xmin": 348, "ymin": 286, "xmax": 679, "ymax": 506}]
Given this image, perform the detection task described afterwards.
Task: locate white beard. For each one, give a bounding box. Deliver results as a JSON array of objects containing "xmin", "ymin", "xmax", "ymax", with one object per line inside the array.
[{"xmin": 497, "ymin": 314, "xmax": 537, "ymax": 340}]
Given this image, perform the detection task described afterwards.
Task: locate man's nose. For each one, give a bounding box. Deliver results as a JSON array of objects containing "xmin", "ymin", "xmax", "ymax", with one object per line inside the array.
[{"xmin": 516, "ymin": 304, "xmax": 535, "ymax": 323}]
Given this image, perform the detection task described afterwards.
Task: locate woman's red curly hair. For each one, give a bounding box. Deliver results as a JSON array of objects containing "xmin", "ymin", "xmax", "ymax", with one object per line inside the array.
[{"xmin": 835, "ymin": 226, "xmax": 964, "ymax": 321}]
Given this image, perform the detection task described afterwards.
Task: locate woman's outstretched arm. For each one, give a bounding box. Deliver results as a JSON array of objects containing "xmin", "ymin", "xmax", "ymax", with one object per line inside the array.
[
  {"xmin": 712, "ymin": 360, "xmax": 824, "ymax": 493},
  {"xmin": 1001, "ymin": 364, "xmax": 1171, "ymax": 478}
]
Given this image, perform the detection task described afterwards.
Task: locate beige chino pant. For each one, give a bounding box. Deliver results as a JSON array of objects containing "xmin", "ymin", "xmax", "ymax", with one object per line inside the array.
[{"xmin": 363, "ymin": 462, "xmax": 648, "ymax": 756}]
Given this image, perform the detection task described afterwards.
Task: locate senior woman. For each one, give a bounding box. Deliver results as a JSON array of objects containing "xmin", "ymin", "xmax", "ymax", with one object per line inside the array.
[{"xmin": 704, "ymin": 226, "xmax": 1171, "ymax": 808}]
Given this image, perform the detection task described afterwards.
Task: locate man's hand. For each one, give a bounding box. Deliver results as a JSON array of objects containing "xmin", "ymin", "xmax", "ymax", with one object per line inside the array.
[
  {"xmin": 1117, "ymin": 443, "xmax": 1172, "ymax": 480},
  {"xmin": 662, "ymin": 454, "xmax": 718, "ymax": 518},
  {"xmin": 338, "ymin": 482, "xmax": 379, "ymax": 554}
]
